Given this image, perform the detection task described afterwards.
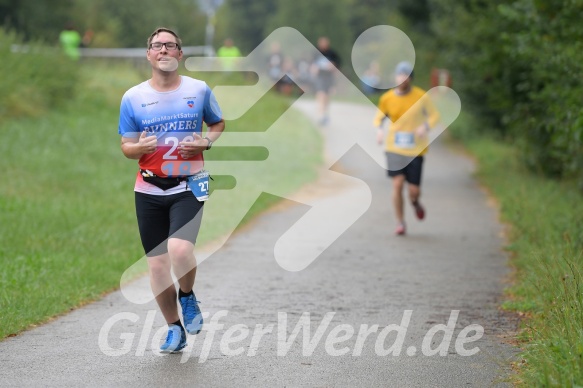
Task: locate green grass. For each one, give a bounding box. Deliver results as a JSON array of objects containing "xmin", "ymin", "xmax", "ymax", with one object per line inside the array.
[
  {"xmin": 0, "ymin": 62, "xmax": 322, "ymax": 339},
  {"xmin": 448, "ymin": 111, "xmax": 583, "ymax": 386},
  {"xmin": 0, "ymin": 28, "xmax": 80, "ymax": 122}
]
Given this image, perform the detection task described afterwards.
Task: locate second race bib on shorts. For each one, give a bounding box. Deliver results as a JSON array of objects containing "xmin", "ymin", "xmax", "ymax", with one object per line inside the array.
[
  {"xmin": 186, "ymin": 170, "xmax": 210, "ymax": 201},
  {"xmin": 394, "ymin": 132, "xmax": 415, "ymax": 148}
]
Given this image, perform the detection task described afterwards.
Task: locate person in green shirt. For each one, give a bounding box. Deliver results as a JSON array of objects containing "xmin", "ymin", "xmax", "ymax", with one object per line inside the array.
[
  {"xmin": 59, "ymin": 23, "xmax": 82, "ymax": 61},
  {"xmin": 216, "ymin": 38, "xmax": 242, "ymax": 71}
]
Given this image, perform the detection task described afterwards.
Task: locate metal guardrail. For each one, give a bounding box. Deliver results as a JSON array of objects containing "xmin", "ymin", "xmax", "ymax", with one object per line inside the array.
[
  {"xmin": 10, "ymin": 44, "xmax": 215, "ymax": 57},
  {"xmin": 79, "ymin": 46, "xmax": 214, "ymax": 58}
]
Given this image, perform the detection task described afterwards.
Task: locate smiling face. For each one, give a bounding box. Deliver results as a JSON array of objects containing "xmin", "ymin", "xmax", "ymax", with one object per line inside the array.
[{"xmin": 147, "ymin": 31, "xmax": 183, "ymax": 73}]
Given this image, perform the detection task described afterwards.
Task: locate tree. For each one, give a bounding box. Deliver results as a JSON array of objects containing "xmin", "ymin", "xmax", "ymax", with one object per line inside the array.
[
  {"xmin": 0, "ymin": 0, "xmax": 75, "ymax": 43},
  {"xmin": 430, "ymin": 0, "xmax": 583, "ymax": 183},
  {"xmin": 219, "ymin": 0, "xmax": 278, "ymax": 54},
  {"xmin": 345, "ymin": 0, "xmax": 394, "ymax": 40},
  {"xmin": 89, "ymin": 0, "xmax": 207, "ymax": 47},
  {"xmin": 266, "ymin": 0, "xmax": 352, "ymax": 68}
]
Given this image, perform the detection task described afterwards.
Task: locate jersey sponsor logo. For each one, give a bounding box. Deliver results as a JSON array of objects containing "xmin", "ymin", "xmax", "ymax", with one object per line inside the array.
[
  {"xmin": 141, "ymin": 101, "xmax": 158, "ymax": 107},
  {"xmin": 143, "ymin": 119, "xmax": 198, "ymax": 133},
  {"xmin": 141, "ymin": 113, "xmax": 199, "ymax": 125}
]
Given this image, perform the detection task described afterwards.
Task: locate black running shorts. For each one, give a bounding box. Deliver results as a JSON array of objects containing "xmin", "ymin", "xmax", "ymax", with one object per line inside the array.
[
  {"xmin": 135, "ymin": 191, "xmax": 204, "ymax": 257},
  {"xmin": 386, "ymin": 152, "xmax": 424, "ymax": 186}
]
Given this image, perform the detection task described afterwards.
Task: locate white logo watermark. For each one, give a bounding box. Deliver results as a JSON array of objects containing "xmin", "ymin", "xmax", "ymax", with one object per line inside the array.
[
  {"xmin": 109, "ymin": 26, "xmax": 467, "ymax": 366},
  {"xmin": 98, "ymin": 310, "xmax": 483, "ymax": 363},
  {"xmin": 119, "ymin": 25, "xmax": 462, "ymax": 305}
]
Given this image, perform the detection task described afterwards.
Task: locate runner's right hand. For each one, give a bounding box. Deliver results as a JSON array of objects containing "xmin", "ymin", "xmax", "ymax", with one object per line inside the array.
[
  {"xmin": 138, "ymin": 131, "xmax": 158, "ymax": 154},
  {"xmin": 376, "ymin": 128, "xmax": 384, "ymax": 145}
]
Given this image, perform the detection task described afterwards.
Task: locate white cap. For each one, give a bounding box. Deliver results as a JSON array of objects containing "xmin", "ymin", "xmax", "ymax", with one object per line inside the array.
[{"xmin": 395, "ymin": 61, "xmax": 414, "ymax": 78}]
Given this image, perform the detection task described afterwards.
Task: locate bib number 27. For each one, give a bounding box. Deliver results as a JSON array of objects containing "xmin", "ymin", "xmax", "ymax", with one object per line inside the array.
[{"xmin": 186, "ymin": 170, "xmax": 210, "ymax": 202}]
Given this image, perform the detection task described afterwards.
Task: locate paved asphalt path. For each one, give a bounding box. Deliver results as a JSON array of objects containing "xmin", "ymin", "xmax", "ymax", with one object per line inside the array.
[{"xmin": 0, "ymin": 100, "xmax": 518, "ymax": 387}]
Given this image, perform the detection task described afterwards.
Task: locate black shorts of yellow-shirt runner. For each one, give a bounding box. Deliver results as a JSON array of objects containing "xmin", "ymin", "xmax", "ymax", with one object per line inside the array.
[
  {"xmin": 386, "ymin": 152, "xmax": 424, "ymax": 186},
  {"xmin": 135, "ymin": 191, "xmax": 204, "ymax": 257}
]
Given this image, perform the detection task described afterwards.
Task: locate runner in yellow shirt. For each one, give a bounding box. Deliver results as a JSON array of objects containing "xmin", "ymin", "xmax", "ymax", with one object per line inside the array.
[{"xmin": 374, "ymin": 61, "xmax": 439, "ymax": 235}]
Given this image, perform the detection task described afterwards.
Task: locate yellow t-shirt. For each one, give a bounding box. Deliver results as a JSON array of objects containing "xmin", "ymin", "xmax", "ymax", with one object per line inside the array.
[{"xmin": 374, "ymin": 86, "xmax": 439, "ymax": 157}]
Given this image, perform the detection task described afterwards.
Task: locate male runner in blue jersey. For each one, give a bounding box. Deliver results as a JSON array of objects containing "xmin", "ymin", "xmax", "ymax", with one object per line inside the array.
[{"xmin": 118, "ymin": 27, "xmax": 225, "ymax": 353}]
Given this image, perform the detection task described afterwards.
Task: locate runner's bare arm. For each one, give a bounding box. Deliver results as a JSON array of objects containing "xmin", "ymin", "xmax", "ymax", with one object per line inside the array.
[
  {"xmin": 205, "ymin": 118, "xmax": 226, "ymax": 143},
  {"xmin": 120, "ymin": 131, "xmax": 157, "ymax": 159}
]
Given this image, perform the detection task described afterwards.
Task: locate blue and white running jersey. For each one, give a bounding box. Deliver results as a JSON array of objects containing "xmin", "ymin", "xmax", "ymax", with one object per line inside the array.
[{"xmin": 118, "ymin": 76, "xmax": 222, "ymax": 195}]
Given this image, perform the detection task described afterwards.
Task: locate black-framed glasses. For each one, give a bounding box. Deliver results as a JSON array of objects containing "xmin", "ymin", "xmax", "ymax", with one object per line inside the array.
[{"xmin": 149, "ymin": 42, "xmax": 180, "ymax": 51}]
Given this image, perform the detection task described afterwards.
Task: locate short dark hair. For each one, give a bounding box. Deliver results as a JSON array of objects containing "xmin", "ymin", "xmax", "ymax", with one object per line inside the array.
[{"xmin": 147, "ymin": 27, "xmax": 182, "ymax": 49}]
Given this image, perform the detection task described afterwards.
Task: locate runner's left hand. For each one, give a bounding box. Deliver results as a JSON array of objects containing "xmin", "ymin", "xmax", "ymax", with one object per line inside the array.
[
  {"xmin": 178, "ymin": 133, "xmax": 207, "ymax": 159},
  {"xmin": 415, "ymin": 124, "xmax": 429, "ymax": 139}
]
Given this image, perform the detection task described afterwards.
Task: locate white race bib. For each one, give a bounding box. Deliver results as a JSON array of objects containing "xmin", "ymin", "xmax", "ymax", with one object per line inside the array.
[
  {"xmin": 394, "ymin": 132, "xmax": 415, "ymax": 148},
  {"xmin": 186, "ymin": 170, "xmax": 210, "ymax": 201}
]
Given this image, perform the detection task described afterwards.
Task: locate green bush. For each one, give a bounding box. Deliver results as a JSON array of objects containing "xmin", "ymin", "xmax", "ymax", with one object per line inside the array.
[
  {"xmin": 495, "ymin": 0, "xmax": 583, "ymax": 184},
  {"xmin": 0, "ymin": 28, "xmax": 79, "ymax": 123},
  {"xmin": 430, "ymin": 0, "xmax": 583, "ymax": 186}
]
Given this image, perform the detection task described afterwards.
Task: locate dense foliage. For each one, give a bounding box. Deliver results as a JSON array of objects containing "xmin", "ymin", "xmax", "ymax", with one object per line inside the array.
[{"xmin": 431, "ymin": 0, "xmax": 583, "ymax": 184}]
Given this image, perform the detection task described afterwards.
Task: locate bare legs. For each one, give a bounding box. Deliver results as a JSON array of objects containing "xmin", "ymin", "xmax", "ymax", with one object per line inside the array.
[
  {"xmin": 316, "ymin": 90, "xmax": 330, "ymax": 125},
  {"xmin": 147, "ymin": 238, "xmax": 196, "ymax": 324},
  {"xmin": 392, "ymin": 175, "xmax": 406, "ymax": 225},
  {"xmin": 392, "ymin": 174, "xmax": 422, "ymax": 233}
]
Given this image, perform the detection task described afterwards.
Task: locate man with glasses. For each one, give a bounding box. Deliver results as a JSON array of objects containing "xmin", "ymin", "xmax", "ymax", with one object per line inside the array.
[{"xmin": 118, "ymin": 27, "xmax": 225, "ymax": 353}]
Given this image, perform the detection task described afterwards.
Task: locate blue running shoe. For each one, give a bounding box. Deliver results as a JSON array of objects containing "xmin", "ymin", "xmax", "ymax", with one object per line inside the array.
[
  {"xmin": 179, "ymin": 293, "xmax": 203, "ymax": 334},
  {"xmin": 159, "ymin": 324, "xmax": 187, "ymax": 353}
]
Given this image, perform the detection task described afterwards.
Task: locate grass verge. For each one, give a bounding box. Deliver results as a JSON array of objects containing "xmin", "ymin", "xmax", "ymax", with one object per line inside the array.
[
  {"xmin": 0, "ymin": 61, "xmax": 322, "ymax": 339},
  {"xmin": 449, "ymin": 111, "xmax": 583, "ymax": 386}
]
